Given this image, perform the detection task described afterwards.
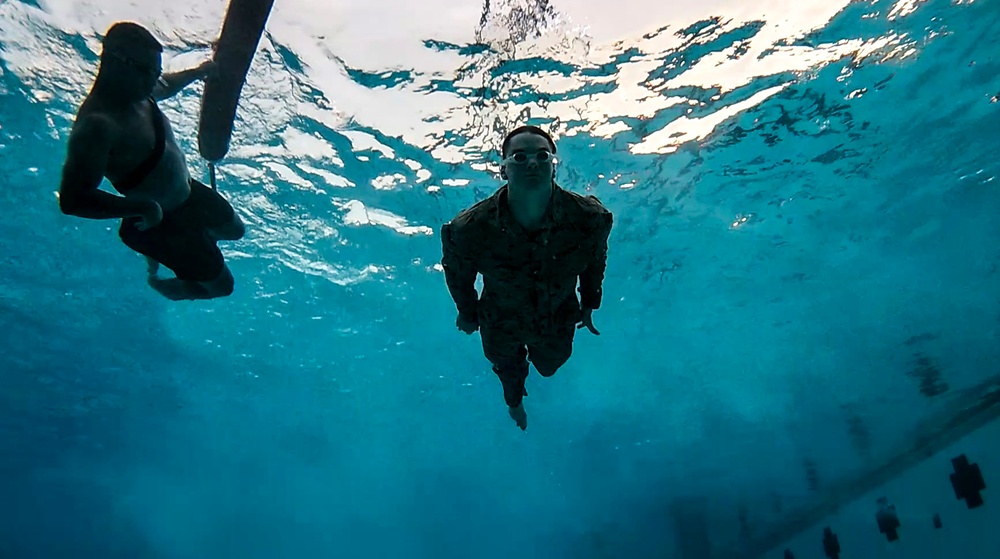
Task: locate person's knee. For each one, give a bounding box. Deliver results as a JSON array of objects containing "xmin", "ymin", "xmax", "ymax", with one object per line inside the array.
[
  {"xmin": 533, "ymin": 355, "xmax": 569, "ymax": 377},
  {"xmin": 214, "ymin": 217, "xmax": 245, "ymax": 241},
  {"xmin": 228, "ymin": 216, "xmax": 246, "ymax": 240},
  {"xmin": 203, "ymin": 266, "xmax": 235, "ymax": 298},
  {"xmin": 218, "ymin": 276, "xmax": 235, "ymax": 297}
]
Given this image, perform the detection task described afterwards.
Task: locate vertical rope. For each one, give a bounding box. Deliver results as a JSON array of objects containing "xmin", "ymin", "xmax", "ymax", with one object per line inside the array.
[{"xmin": 209, "ymin": 162, "xmax": 218, "ymax": 191}]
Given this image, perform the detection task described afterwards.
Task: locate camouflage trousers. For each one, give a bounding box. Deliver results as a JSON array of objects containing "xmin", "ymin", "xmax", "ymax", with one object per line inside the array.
[{"xmin": 479, "ymin": 317, "xmax": 576, "ymax": 407}]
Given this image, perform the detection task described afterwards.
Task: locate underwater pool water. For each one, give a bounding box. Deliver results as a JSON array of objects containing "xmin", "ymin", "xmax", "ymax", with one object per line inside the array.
[{"xmin": 1, "ymin": 0, "xmax": 999, "ymax": 557}]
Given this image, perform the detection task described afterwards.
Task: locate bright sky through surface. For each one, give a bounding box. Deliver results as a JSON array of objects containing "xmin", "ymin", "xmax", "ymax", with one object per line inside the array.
[{"xmin": 5, "ymin": 0, "xmax": 920, "ymax": 164}]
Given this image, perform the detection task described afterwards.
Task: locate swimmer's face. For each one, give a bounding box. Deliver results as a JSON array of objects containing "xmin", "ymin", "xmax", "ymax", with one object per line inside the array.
[
  {"xmin": 104, "ymin": 46, "xmax": 162, "ymax": 97},
  {"xmin": 501, "ymin": 132, "xmax": 555, "ymax": 193}
]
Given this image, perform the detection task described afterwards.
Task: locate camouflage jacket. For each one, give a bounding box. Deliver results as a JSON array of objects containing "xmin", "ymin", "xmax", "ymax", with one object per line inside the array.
[{"xmin": 441, "ymin": 183, "xmax": 613, "ymax": 333}]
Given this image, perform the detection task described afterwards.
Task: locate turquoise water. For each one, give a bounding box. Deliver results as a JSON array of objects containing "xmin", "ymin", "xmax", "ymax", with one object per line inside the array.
[{"xmin": 1, "ymin": 0, "xmax": 999, "ymax": 557}]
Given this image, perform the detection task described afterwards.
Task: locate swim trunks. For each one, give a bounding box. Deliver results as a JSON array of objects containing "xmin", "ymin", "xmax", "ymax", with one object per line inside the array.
[{"xmin": 118, "ymin": 179, "xmax": 236, "ymax": 282}]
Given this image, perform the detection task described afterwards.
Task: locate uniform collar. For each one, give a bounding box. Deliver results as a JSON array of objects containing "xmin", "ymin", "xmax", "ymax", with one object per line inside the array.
[{"xmin": 493, "ymin": 182, "xmax": 566, "ymax": 232}]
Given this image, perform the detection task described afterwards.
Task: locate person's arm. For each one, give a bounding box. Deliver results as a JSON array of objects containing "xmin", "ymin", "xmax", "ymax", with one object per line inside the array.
[
  {"xmin": 578, "ymin": 209, "xmax": 613, "ymax": 310},
  {"xmin": 441, "ymin": 221, "xmax": 479, "ymax": 319},
  {"xmin": 58, "ymin": 115, "xmax": 156, "ymax": 220},
  {"xmin": 152, "ymin": 60, "xmax": 216, "ymax": 101}
]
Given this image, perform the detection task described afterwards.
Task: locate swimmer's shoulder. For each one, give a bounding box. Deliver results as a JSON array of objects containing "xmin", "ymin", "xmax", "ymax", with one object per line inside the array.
[
  {"xmin": 70, "ymin": 99, "xmax": 123, "ymax": 147},
  {"xmin": 441, "ymin": 190, "xmax": 501, "ymax": 252},
  {"xmin": 445, "ymin": 190, "xmax": 500, "ymax": 231},
  {"xmin": 557, "ymin": 185, "xmax": 613, "ymax": 231}
]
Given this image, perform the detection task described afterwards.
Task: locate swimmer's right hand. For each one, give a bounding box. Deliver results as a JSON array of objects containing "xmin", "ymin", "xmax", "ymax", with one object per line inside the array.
[
  {"xmin": 136, "ymin": 200, "xmax": 163, "ymax": 231},
  {"xmin": 197, "ymin": 59, "xmax": 219, "ymax": 80}
]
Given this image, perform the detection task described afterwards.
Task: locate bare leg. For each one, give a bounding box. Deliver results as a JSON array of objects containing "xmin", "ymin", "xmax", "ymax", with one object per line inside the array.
[
  {"xmin": 145, "ymin": 256, "xmax": 207, "ymax": 300},
  {"xmin": 147, "ymin": 264, "xmax": 235, "ymax": 301},
  {"xmin": 147, "ymin": 277, "xmax": 211, "ymax": 300}
]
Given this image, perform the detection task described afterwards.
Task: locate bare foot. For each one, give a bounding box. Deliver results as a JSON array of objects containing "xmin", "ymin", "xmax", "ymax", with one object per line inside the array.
[{"xmin": 508, "ymin": 404, "xmax": 527, "ymax": 431}]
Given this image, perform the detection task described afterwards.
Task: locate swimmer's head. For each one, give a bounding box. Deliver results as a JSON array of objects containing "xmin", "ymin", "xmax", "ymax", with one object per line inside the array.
[
  {"xmin": 98, "ymin": 22, "xmax": 163, "ymax": 99},
  {"xmin": 501, "ymin": 125, "xmax": 556, "ymax": 160},
  {"xmin": 500, "ymin": 125, "xmax": 557, "ymax": 191}
]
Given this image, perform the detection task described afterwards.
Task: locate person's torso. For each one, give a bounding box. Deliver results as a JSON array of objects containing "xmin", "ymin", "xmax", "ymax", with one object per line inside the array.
[
  {"xmin": 475, "ymin": 193, "xmax": 596, "ymax": 325},
  {"xmin": 86, "ymin": 98, "xmax": 191, "ymax": 211}
]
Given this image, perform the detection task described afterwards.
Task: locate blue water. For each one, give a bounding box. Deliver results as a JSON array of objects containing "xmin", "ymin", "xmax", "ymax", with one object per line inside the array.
[{"xmin": 1, "ymin": 0, "xmax": 999, "ymax": 557}]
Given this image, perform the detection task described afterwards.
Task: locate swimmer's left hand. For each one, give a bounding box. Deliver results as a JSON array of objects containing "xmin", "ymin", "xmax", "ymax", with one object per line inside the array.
[
  {"xmin": 577, "ymin": 308, "xmax": 600, "ymax": 336},
  {"xmin": 198, "ymin": 60, "xmax": 219, "ymax": 80}
]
